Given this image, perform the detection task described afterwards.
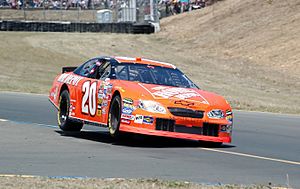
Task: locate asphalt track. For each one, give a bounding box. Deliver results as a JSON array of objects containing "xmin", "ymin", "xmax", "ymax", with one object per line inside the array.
[{"xmin": 0, "ymin": 92, "xmax": 299, "ymax": 187}]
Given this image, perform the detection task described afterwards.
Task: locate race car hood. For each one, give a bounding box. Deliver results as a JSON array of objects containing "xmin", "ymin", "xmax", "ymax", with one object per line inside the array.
[{"xmin": 117, "ymin": 81, "xmax": 230, "ymax": 111}]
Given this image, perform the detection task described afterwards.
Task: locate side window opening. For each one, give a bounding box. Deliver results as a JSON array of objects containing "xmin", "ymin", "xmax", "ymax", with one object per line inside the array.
[
  {"xmin": 73, "ymin": 58, "xmax": 111, "ymax": 79},
  {"xmin": 74, "ymin": 58, "xmax": 100, "ymax": 77},
  {"xmin": 115, "ymin": 65, "xmax": 128, "ymax": 80},
  {"xmin": 98, "ymin": 61, "xmax": 112, "ymax": 80}
]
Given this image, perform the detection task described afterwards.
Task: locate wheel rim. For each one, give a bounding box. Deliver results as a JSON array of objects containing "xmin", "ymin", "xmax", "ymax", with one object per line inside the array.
[
  {"xmin": 110, "ymin": 99, "xmax": 120, "ymax": 133},
  {"xmin": 59, "ymin": 96, "xmax": 68, "ymax": 125}
]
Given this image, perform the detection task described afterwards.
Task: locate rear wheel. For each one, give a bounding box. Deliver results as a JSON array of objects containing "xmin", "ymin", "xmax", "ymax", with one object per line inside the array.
[
  {"xmin": 108, "ymin": 95, "xmax": 122, "ymax": 138},
  {"xmin": 58, "ymin": 90, "xmax": 83, "ymax": 131}
]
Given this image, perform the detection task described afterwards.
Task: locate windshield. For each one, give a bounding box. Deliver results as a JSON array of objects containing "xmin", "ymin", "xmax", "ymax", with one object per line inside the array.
[{"xmin": 115, "ymin": 63, "xmax": 198, "ymax": 88}]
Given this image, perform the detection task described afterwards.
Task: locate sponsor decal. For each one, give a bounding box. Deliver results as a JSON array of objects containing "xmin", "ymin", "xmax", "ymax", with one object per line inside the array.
[
  {"xmin": 98, "ymin": 81, "xmax": 113, "ymax": 101},
  {"xmin": 220, "ymin": 125, "xmax": 227, "ymax": 132},
  {"xmin": 121, "ymin": 119, "xmax": 131, "ymax": 124},
  {"xmin": 122, "ymin": 107, "xmax": 134, "ymax": 115},
  {"xmin": 107, "ymin": 87, "xmax": 112, "ymax": 94},
  {"xmin": 174, "ymin": 100, "xmax": 194, "ymax": 106},
  {"xmin": 105, "ymin": 83, "xmax": 113, "ymax": 90},
  {"xmin": 220, "ymin": 124, "xmax": 232, "ymax": 133},
  {"xmin": 123, "ymin": 98, "xmax": 133, "ymax": 105},
  {"xmin": 69, "ymin": 104, "xmax": 73, "ymax": 114},
  {"xmin": 69, "ymin": 103, "xmax": 75, "ymax": 110},
  {"xmin": 150, "ymin": 86, "xmax": 209, "ymax": 103},
  {"xmin": 121, "ymin": 114, "xmax": 135, "ymax": 120},
  {"xmin": 50, "ymin": 86, "xmax": 59, "ymax": 101},
  {"xmin": 97, "ymin": 104, "xmax": 101, "ymax": 109},
  {"xmin": 106, "ymin": 94, "xmax": 112, "ymax": 100},
  {"xmin": 57, "ymin": 73, "xmax": 83, "ymax": 86},
  {"xmin": 134, "ymin": 115, "xmax": 143, "ymax": 124},
  {"xmin": 98, "ymin": 98, "xmax": 103, "ymax": 104},
  {"xmin": 226, "ymin": 110, "xmax": 233, "ymax": 122},
  {"xmin": 227, "ymin": 124, "xmax": 232, "ymax": 133},
  {"xmin": 104, "ymin": 78, "xmax": 111, "ymax": 85},
  {"xmin": 143, "ymin": 116, "xmax": 154, "ymax": 124},
  {"xmin": 102, "ymin": 108, "xmax": 107, "ymax": 114},
  {"xmin": 97, "ymin": 109, "xmax": 102, "ymax": 116},
  {"xmin": 102, "ymin": 100, "xmax": 108, "ymax": 107},
  {"xmin": 152, "ymin": 86, "xmax": 168, "ymax": 90},
  {"xmin": 98, "ymin": 91, "xmax": 103, "ymax": 99},
  {"xmin": 123, "ymin": 103, "xmax": 136, "ymax": 110},
  {"xmin": 226, "ymin": 115, "xmax": 233, "ymax": 122}
]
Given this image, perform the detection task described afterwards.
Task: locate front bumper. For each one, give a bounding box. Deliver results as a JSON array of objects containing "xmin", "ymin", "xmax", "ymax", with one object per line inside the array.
[{"xmin": 119, "ymin": 124, "xmax": 231, "ymax": 143}]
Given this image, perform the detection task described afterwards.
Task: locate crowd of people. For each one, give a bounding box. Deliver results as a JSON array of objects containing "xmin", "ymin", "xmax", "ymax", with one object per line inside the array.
[
  {"xmin": 0, "ymin": 0, "xmax": 116, "ymax": 9},
  {"xmin": 161, "ymin": 0, "xmax": 206, "ymax": 16},
  {"xmin": 1, "ymin": 0, "xmax": 208, "ymax": 12}
]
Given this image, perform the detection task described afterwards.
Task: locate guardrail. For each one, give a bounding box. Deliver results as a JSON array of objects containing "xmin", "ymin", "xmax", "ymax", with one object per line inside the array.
[{"xmin": 0, "ymin": 20, "xmax": 155, "ymax": 33}]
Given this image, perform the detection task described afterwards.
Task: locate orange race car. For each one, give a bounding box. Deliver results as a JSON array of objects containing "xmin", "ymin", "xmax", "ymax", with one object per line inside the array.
[{"xmin": 49, "ymin": 56, "xmax": 233, "ymax": 144}]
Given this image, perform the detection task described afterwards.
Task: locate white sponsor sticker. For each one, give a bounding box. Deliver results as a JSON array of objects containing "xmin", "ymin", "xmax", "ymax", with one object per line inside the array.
[
  {"xmin": 121, "ymin": 114, "xmax": 135, "ymax": 120},
  {"xmin": 134, "ymin": 115, "xmax": 144, "ymax": 124},
  {"xmin": 57, "ymin": 73, "xmax": 83, "ymax": 86}
]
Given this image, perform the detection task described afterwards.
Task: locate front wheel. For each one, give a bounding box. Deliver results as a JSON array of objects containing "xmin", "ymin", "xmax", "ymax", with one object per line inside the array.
[
  {"xmin": 58, "ymin": 90, "xmax": 83, "ymax": 131},
  {"xmin": 108, "ymin": 95, "xmax": 122, "ymax": 138}
]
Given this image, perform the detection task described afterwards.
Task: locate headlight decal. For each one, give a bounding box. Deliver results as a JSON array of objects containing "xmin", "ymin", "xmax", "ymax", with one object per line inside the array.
[
  {"xmin": 138, "ymin": 100, "xmax": 167, "ymax": 114},
  {"xmin": 207, "ymin": 109, "xmax": 224, "ymax": 119}
]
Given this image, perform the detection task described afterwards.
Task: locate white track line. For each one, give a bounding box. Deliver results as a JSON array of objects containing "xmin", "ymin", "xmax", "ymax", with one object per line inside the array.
[
  {"xmin": 0, "ymin": 174, "xmax": 36, "ymax": 178},
  {"xmin": 0, "ymin": 119, "xmax": 8, "ymax": 122},
  {"xmin": 0, "ymin": 91, "xmax": 47, "ymax": 96},
  {"xmin": 200, "ymin": 148, "xmax": 300, "ymax": 166}
]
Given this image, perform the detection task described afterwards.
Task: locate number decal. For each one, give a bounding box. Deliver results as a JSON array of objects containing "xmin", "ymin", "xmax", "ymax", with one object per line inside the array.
[
  {"xmin": 81, "ymin": 81, "xmax": 97, "ymax": 116},
  {"xmin": 82, "ymin": 81, "xmax": 90, "ymax": 114},
  {"xmin": 89, "ymin": 82, "xmax": 97, "ymax": 116}
]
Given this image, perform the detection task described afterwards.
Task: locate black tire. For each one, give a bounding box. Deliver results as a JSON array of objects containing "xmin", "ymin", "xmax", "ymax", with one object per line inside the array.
[
  {"xmin": 58, "ymin": 90, "xmax": 83, "ymax": 131},
  {"xmin": 108, "ymin": 95, "xmax": 122, "ymax": 138}
]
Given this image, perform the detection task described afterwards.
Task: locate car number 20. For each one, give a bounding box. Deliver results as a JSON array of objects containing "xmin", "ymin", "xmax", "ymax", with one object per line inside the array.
[{"xmin": 81, "ymin": 81, "xmax": 97, "ymax": 116}]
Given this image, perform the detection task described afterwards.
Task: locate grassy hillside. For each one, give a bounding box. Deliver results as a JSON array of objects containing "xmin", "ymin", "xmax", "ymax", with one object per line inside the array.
[{"xmin": 0, "ymin": 0, "xmax": 299, "ymax": 113}]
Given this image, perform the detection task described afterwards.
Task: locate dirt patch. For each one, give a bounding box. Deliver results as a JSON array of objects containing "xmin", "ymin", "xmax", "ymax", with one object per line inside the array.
[
  {"xmin": 0, "ymin": 0, "xmax": 299, "ymax": 114},
  {"xmin": 0, "ymin": 176, "xmax": 283, "ymax": 189}
]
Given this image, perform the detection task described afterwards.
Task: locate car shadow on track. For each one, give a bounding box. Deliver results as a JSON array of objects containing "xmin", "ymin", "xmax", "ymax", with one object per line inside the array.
[{"xmin": 55, "ymin": 130, "xmax": 235, "ymax": 149}]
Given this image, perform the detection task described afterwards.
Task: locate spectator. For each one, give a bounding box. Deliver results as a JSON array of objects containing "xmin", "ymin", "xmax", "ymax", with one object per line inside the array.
[
  {"xmin": 52, "ymin": 0, "xmax": 59, "ymax": 9},
  {"xmin": 79, "ymin": 0, "xmax": 86, "ymax": 9},
  {"xmin": 172, "ymin": 0, "xmax": 180, "ymax": 14}
]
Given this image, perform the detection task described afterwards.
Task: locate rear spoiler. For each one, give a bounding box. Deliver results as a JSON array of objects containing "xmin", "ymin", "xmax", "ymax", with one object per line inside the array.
[{"xmin": 62, "ymin": 66, "xmax": 77, "ymax": 73}]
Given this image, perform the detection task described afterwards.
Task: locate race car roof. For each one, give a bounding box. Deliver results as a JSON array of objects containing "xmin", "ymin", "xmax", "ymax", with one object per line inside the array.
[{"xmin": 114, "ymin": 56, "xmax": 176, "ymax": 69}]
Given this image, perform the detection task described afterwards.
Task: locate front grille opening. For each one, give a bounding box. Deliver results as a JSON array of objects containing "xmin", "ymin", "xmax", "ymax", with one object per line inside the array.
[
  {"xmin": 203, "ymin": 123, "xmax": 219, "ymax": 137},
  {"xmin": 156, "ymin": 118, "xmax": 175, "ymax": 132},
  {"xmin": 174, "ymin": 125, "xmax": 202, "ymax": 135},
  {"xmin": 155, "ymin": 119, "xmax": 219, "ymax": 137},
  {"xmin": 168, "ymin": 107, "xmax": 204, "ymax": 118}
]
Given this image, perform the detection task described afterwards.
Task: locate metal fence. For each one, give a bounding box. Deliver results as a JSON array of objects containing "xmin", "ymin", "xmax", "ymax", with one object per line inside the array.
[
  {"xmin": 0, "ymin": 0, "xmax": 160, "ymax": 23},
  {"xmin": 0, "ymin": 0, "xmax": 219, "ymax": 23}
]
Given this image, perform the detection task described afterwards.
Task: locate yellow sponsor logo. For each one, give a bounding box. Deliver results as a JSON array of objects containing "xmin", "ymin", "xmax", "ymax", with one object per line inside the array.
[{"xmin": 97, "ymin": 109, "xmax": 102, "ymax": 116}]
